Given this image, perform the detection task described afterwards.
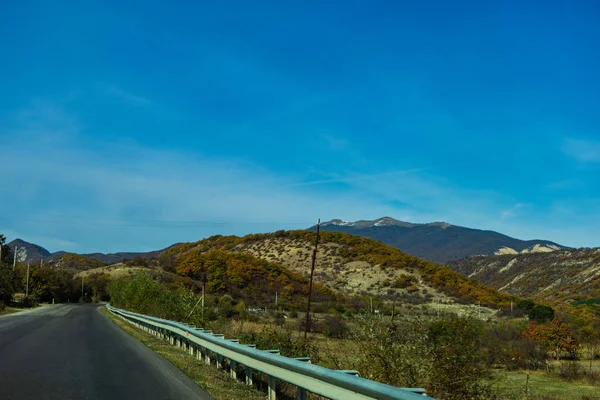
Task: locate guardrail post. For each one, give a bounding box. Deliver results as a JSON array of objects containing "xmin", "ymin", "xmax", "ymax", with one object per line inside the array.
[
  {"xmin": 268, "ymin": 376, "xmax": 277, "ymax": 400},
  {"xmin": 297, "ymin": 387, "xmax": 307, "ymax": 400},
  {"xmin": 245, "ymin": 367, "xmax": 253, "ymax": 385},
  {"xmin": 189, "ymin": 341, "xmax": 194, "ymax": 356},
  {"xmin": 230, "ymin": 360, "xmax": 237, "ymax": 380},
  {"xmin": 216, "ymin": 354, "xmax": 223, "ymax": 369},
  {"xmin": 205, "ymin": 349, "xmax": 211, "ymax": 365}
]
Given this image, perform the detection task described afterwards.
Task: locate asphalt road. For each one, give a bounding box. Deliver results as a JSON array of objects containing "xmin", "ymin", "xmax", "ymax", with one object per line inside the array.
[{"xmin": 0, "ymin": 304, "xmax": 212, "ymax": 400}]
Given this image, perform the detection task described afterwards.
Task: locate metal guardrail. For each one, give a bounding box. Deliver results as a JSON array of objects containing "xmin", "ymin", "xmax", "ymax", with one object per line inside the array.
[{"xmin": 106, "ymin": 304, "xmax": 433, "ymax": 400}]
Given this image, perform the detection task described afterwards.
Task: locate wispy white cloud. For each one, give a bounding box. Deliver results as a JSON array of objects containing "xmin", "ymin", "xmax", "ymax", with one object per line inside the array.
[
  {"xmin": 2, "ymin": 100, "xmax": 599, "ymax": 251},
  {"xmin": 547, "ymin": 180, "xmax": 581, "ymax": 190},
  {"xmin": 562, "ymin": 138, "xmax": 600, "ymax": 163},
  {"xmin": 500, "ymin": 203, "xmax": 527, "ymax": 221},
  {"xmin": 323, "ymin": 134, "xmax": 349, "ymax": 151},
  {"xmin": 103, "ymin": 84, "xmax": 151, "ymax": 106},
  {"xmin": 280, "ymin": 169, "xmax": 424, "ymax": 188}
]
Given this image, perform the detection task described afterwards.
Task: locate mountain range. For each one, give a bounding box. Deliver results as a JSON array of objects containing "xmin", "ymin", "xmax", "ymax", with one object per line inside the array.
[
  {"xmin": 8, "ymin": 217, "xmax": 566, "ymax": 266},
  {"xmin": 5, "ymin": 221, "xmax": 597, "ymax": 312},
  {"xmin": 7, "ymin": 238, "xmax": 168, "ymax": 264},
  {"xmin": 311, "ymin": 217, "xmax": 565, "ymax": 263}
]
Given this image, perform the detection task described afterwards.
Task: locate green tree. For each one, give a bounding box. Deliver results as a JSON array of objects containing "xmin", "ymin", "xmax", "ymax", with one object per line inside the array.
[
  {"xmin": 0, "ymin": 234, "xmax": 15, "ymax": 305},
  {"xmin": 517, "ymin": 299, "xmax": 535, "ymax": 312},
  {"xmin": 529, "ymin": 304, "xmax": 555, "ymax": 324}
]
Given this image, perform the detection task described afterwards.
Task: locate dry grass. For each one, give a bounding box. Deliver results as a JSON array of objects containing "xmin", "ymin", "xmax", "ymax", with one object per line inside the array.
[
  {"xmin": 495, "ymin": 369, "xmax": 600, "ymax": 400},
  {"xmin": 235, "ymin": 236, "xmax": 500, "ymax": 317},
  {"xmin": 0, "ymin": 307, "xmax": 21, "ymax": 316}
]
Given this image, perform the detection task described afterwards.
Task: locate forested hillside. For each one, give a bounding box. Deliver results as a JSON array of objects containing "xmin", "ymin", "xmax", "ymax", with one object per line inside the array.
[{"xmin": 160, "ymin": 230, "xmax": 520, "ymax": 311}]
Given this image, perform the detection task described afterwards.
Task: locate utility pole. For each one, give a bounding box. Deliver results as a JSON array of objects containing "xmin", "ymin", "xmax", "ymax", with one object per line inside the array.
[
  {"xmin": 201, "ymin": 282, "xmax": 205, "ymax": 320},
  {"xmin": 13, "ymin": 246, "xmax": 17, "ymax": 270},
  {"xmin": 25, "ymin": 261, "xmax": 30, "ymax": 298},
  {"xmin": 510, "ymin": 301, "xmax": 513, "ymax": 316},
  {"xmin": 81, "ymin": 277, "xmax": 84, "ymax": 302},
  {"xmin": 304, "ymin": 218, "xmax": 320, "ymax": 339},
  {"xmin": 275, "ymin": 292, "xmax": 278, "ymax": 307}
]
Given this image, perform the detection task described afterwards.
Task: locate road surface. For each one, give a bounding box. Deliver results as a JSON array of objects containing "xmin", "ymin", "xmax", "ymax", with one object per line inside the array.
[{"xmin": 0, "ymin": 304, "xmax": 212, "ymax": 400}]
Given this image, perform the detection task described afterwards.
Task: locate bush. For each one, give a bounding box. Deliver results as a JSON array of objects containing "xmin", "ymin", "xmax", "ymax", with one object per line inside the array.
[
  {"xmin": 108, "ymin": 273, "xmax": 192, "ymax": 322},
  {"xmin": 557, "ymin": 361, "xmax": 584, "ymax": 382},
  {"xmin": 529, "ymin": 304, "xmax": 555, "ymax": 324},
  {"xmin": 354, "ymin": 315, "xmax": 494, "ymax": 400},
  {"xmin": 393, "ymin": 274, "xmax": 416, "ymax": 289},
  {"xmin": 322, "ymin": 316, "xmax": 349, "ymax": 339},
  {"xmin": 238, "ymin": 326, "xmax": 319, "ymax": 362}
]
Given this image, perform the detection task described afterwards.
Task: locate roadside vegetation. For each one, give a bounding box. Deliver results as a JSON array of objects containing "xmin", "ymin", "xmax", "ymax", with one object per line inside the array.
[
  {"xmin": 108, "ymin": 273, "xmax": 600, "ymax": 400},
  {"xmin": 0, "ymin": 234, "xmax": 109, "ymax": 308}
]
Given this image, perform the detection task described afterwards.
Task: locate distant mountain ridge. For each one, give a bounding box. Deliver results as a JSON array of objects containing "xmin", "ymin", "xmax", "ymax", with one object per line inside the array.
[
  {"xmin": 7, "ymin": 239, "xmax": 52, "ymax": 261},
  {"xmin": 6, "ymin": 238, "xmax": 168, "ymax": 264},
  {"xmin": 310, "ymin": 217, "xmax": 566, "ymax": 263},
  {"xmin": 446, "ymin": 248, "xmax": 600, "ymax": 303}
]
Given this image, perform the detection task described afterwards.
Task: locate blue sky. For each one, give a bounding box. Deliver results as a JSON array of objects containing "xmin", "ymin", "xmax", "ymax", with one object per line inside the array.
[{"xmin": 1, "ymin": 0, "xmax": 599, "ymax": 253}]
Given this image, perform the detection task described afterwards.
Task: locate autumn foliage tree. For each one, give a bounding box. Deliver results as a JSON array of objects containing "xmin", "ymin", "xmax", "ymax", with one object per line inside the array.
[{"xmin": 523, "ymin": 318, "xmax": 579, "ymax": 360}]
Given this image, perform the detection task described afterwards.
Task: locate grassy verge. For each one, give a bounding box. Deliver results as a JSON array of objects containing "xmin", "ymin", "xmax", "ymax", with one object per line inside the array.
[
  {"xmin": 100, "ymin": 306, "xmax": 264, "ymax": 400},
  {"xmin": 0, "ymin": 307, "xmax": 21, "ymax": 316},
  {"xmin": 495, "ymin": 370, "xmax": 599, "ymax": 400}
]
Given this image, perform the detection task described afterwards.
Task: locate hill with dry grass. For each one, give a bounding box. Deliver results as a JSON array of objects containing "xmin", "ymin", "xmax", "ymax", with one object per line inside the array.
[
  {"xmin": 159, "ymin": 230, "xmax": 519, "ymax": 313},
  {"xmin": 48, "ymin": 253, "xmax": 106, "ymax": 272}
]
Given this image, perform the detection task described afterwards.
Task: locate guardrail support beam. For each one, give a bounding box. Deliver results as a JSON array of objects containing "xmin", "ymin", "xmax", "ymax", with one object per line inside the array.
[
  {"xmin": 297, "ymin": 387, "xmax": 307, "ymax": 400},
  {"xmin": 268, "ymin": 375, "xmax": 277, "ymax": 400},
  {"xmin": 230, "ymin": 360, "xmax": 237, "ymax": 380},
  {"xmin": 245, "ymin": 367, "xmax": 253, "ymax": 385}
]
